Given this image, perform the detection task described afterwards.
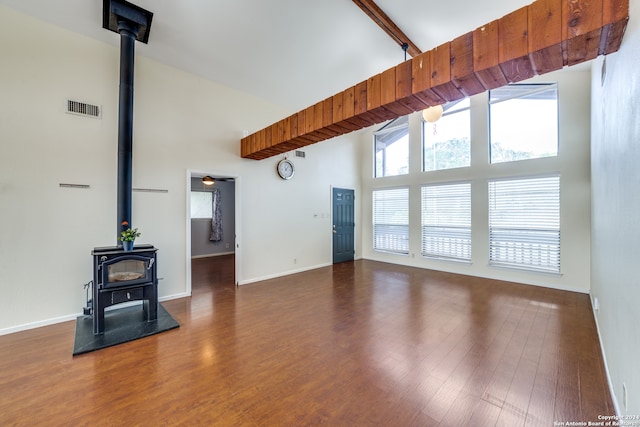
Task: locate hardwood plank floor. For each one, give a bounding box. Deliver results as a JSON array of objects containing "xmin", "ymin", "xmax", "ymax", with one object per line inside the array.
[{"xmin": 0, "ymin": 257, "xmax": 613, "ymax": 426}]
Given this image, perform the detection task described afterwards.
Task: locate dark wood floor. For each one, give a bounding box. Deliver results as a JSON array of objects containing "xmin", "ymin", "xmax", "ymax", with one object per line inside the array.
[{"xmin": 0, "ymin": 256, "xmax": 613, "ymax": 426}]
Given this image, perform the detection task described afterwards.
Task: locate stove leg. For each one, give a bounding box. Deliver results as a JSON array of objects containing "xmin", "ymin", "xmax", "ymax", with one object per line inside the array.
[
  {"xmin": 143, "ymin": 284, "xmax": 158, "ymax": 322},
  {"xmin": 93, "ymin": 297, "xmax": 106, "ymax": 335}
]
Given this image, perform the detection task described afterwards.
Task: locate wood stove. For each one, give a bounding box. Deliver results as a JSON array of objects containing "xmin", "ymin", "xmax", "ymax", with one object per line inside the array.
[
  {"xmin": 85, "ymin": 1, "xmax": 157, "ymax": 335},
  {"xmin": 92, "ymin": 245, "xmax": 158, "ymax": 334}
]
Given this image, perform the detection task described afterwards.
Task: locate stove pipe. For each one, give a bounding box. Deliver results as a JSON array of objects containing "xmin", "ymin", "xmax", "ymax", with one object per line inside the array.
[
  {"xmin": 116, "ymin": 20, "xmax": 137, "ymax": 244},
  {"xmin": 103, "ymin": 0, "xmax": 153, "ymax": 245}
]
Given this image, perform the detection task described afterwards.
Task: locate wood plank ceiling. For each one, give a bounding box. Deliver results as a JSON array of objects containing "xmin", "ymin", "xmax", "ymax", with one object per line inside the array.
[{"xmin": 240, "ymin": 0, "xmax": 628, "ymax": 160}]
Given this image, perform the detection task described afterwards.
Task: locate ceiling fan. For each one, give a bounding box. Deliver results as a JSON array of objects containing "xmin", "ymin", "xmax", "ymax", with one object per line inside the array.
[{"xmin": 201, "ymin": 176, "xmax": 234, "ymax": 186}]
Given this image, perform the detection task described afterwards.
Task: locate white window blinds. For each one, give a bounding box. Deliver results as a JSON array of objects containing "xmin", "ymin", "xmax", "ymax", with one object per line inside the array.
[
  {"xmin": 373, "ymin": 188, "xmax": 409, "ymax": 254},
  {"xmin": 489, "ymin": 176, "xmax": 560, "ymax": 273},
  {"xmin": 190, "ymin": 191, "xmax": 213, "ymax": 219},
  {"xmin": 421, "ymin": 183, "xmax": 471, "ymax": 261}
]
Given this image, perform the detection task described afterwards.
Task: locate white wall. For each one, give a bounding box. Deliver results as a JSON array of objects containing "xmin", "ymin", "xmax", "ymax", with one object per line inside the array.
[
  {"xmin": 590, "ymin": 0, "xmax": 640, "ymax": 415},
  {"xmin": 360, "ymin": 69, "xmax": 592, "ymax": 293},
  {"xmin": 0, "ymin": 7, "xmax": 362, "ymax": 333}
]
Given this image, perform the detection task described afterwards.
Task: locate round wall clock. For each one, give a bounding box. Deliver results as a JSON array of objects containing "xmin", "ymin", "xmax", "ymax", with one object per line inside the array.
[{"xmin": 277, "ymin": 158, "xmax": 295, "ymax": 180}]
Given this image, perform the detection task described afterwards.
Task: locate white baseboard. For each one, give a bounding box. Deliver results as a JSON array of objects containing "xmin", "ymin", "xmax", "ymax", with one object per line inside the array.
[
  {"xmin": 0, "ymin": 292, "xmax": 191, "ymax": 337},
  {"xmin": 160, "ymin": 292, "xmax": 190, "ymax": 301},
  {"xmin": 590, "ymin": 294, "xmax": 621, "ymax": 417},
  {"xmin": 0, "ymin": 313, "xmax": 80, "ymax": 336},
  {"xmin": 238, "ymin": 262, "xmax": 332, "ymax": 285},
  {"xmin": 360, "ymin": 256, "xmax": 589, "ymax": 294}
]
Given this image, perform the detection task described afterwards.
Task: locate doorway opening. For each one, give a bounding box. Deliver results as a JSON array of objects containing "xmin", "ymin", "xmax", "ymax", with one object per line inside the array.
[{"xmin": 186, "ymin": 171, "xmax": 241, "ymax": 294}]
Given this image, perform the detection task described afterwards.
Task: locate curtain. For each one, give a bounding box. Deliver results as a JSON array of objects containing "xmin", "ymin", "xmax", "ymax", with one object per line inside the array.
[{"xmin": 209, "ymin": 188, "xmax": 223, "ymax": 242}]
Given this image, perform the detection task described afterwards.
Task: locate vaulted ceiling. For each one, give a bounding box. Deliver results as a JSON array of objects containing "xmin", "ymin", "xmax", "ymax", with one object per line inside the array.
[
  {"xmin": 0, "ymin": 0, "xmax": 628, "ymax": 160},
  {"xmin": 239, "ymin": 0, "xmax": 628, "ymax": 159},
  {"xmin": 0, "ymin": 0, "xmax": 537, "ymax": 111}
]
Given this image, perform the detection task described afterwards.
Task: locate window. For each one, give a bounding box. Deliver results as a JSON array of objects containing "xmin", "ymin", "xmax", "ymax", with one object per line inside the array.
[
  {"xmin": 190, "ymin": 191, "xmax": 212, "ymax": 219},
  {"xmin": 488, "ymin": 176, "xmax": 560, "ymax": 273},
  {"xmin": 375, "ymin": 116, "xmax": 409, "ymax": 177},
  {"xmin": 489, "ymin": 83, "xmax": 558, "ymax": 164},
  {"xmin": 373, "ymin": 188, "xmax": 409, "ymax": 254},
  {"xmin": 423, "ymin": 98, "xmax": 471, "ymax": 171},
  {"xmin": 421, "ymin": 182, "xmax": 471, "ymax": 261}
]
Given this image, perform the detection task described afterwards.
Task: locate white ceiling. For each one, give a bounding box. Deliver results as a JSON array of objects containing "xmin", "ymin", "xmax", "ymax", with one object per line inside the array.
[{"xmin": 2, "ymin": 0, "xmax": 572, "ymax": 112}]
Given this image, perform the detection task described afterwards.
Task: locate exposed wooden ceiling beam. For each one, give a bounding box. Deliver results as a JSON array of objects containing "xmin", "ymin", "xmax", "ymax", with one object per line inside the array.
[
  {"xmin": 241, "ymin": 0, "xmax": 629, "ymax": 160},
  {"xmin": 352, "ymin": 0, "xmax": 422, "ymax": 57}
]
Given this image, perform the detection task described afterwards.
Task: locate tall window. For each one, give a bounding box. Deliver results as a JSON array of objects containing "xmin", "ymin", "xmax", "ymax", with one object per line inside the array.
[
  {"xmin": 489, "ymin": 176, "xmax": 560, "ymax": 273},
  {"xmin": 489, "ymin": 83, "xmax": 558, "ymax": 164},
  {"xmin": 423, "ymin": 98, "xmax": 471, "ymax": 171},
  {"xmin": 373, "ymin": 188, "xmax": 409, "ymax": 254},
  {"xmin": 421, "ymin": 182, "xmax": 471, "ymax": 261},
  {"xmin": 375, "ymin": 116, "xmax": 409, "ymax": 177}
]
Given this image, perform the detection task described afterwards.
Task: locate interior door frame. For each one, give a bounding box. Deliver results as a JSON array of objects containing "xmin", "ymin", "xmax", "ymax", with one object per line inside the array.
[{"xmin": 186, "ymin": 169, "xmax": 242, "ymax": 294}]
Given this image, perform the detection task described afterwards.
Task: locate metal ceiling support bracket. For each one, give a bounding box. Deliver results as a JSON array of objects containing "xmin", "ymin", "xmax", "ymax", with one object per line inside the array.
[{"xmin": 103, "ymin": 0, "xmax": 153, "ymax": 44}]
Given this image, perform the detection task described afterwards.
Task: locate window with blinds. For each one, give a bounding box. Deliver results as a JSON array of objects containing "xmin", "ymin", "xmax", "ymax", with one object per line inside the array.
[
  {"xmin": 489, "ymin": 175, "xmax": 560, "ymax": 273},
  {"xmin": 373, "ymin": 188, "xmax": 409, "ymax": 254},
  {"xmin": 421, "ymin": 182, "xmax": 471, "ymax": 261}
]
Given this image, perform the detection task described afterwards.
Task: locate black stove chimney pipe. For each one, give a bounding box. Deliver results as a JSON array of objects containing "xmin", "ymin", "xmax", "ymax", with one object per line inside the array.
[
  {"xmin": 116, "ymin": 20, "xmax": 137, "ymax": 245},
  {"xmin": 102, "ymin": 0, "xmax": 153, "ymax": 245}
]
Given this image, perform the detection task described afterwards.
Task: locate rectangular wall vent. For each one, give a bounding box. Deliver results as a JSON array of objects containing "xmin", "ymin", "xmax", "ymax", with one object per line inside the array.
[
  {"xmin": 66, "ymin": 100, "xmax": 101, "ymax": 118},
  {"xmin": 295, "ymin": 150, "xmax": 306, "ymax": 158}
]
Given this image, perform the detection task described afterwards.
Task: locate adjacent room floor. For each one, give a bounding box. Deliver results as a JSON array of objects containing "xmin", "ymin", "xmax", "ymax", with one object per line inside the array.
[{"xmin": 0, "ymin": 256, "xmax": 613, "ymax": 426}]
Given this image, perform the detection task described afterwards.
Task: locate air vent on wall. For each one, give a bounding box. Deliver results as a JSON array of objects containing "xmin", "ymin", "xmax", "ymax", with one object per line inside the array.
[{"xmin": 66, "ymin": 100, "xmax": 101, "ymax": 119}]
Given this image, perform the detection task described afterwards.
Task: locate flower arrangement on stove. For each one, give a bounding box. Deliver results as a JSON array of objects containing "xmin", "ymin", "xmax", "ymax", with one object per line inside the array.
[{"xmin": 119, "ymin": 221, "xmax": 141, "ymax": 242}]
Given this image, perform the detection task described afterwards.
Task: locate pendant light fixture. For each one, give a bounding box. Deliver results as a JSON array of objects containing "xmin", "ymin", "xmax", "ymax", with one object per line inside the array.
[
  {"xmin": 422, "ymin": 105, "xmax": 443, "ymax": 123},
  {"xmin": 202, "ymin": 176, "xmax": 215, "ymax": 186}
]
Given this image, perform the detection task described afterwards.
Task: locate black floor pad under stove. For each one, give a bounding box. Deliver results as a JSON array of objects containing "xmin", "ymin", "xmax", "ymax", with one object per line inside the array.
[{"xmin": 73, "ymin": 303, "xmax": 179, "ymax": 355}]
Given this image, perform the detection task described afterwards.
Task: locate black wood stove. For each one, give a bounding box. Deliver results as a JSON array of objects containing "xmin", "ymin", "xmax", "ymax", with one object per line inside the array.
[
  {"xmin": 91, "ymin": 245, "xmax": 158, "ymax": 334},
  {"xmin": 85, "ymin": 0, "xmax": 157, "ymax": 335}
]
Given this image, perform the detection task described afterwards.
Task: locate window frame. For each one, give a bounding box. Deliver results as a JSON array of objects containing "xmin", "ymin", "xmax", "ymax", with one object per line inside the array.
[
  {"xmin": 372, "ymin": 187, "xmax": 410, "ymax": 255},
  {"xmin": 190, "ymin": 190, "xmax": 213, "ymax": 219},
  {"xmin": 421, "ymin": 181, "xmax": 472, "ymax": 262},
  {"xmin": 488, "ymin": 174, "xmax": 561, "ymax": 274},
  {"xmin": 374, "ymin": 116, "xmax": 410, "ymax": 178},
  {"xmin": 422, "ymin": 98, "xmax": 471, "ymax": 172},
  {"xmin": 488, "ymin": 83, "xmax": 559, "ymax": 164}
]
